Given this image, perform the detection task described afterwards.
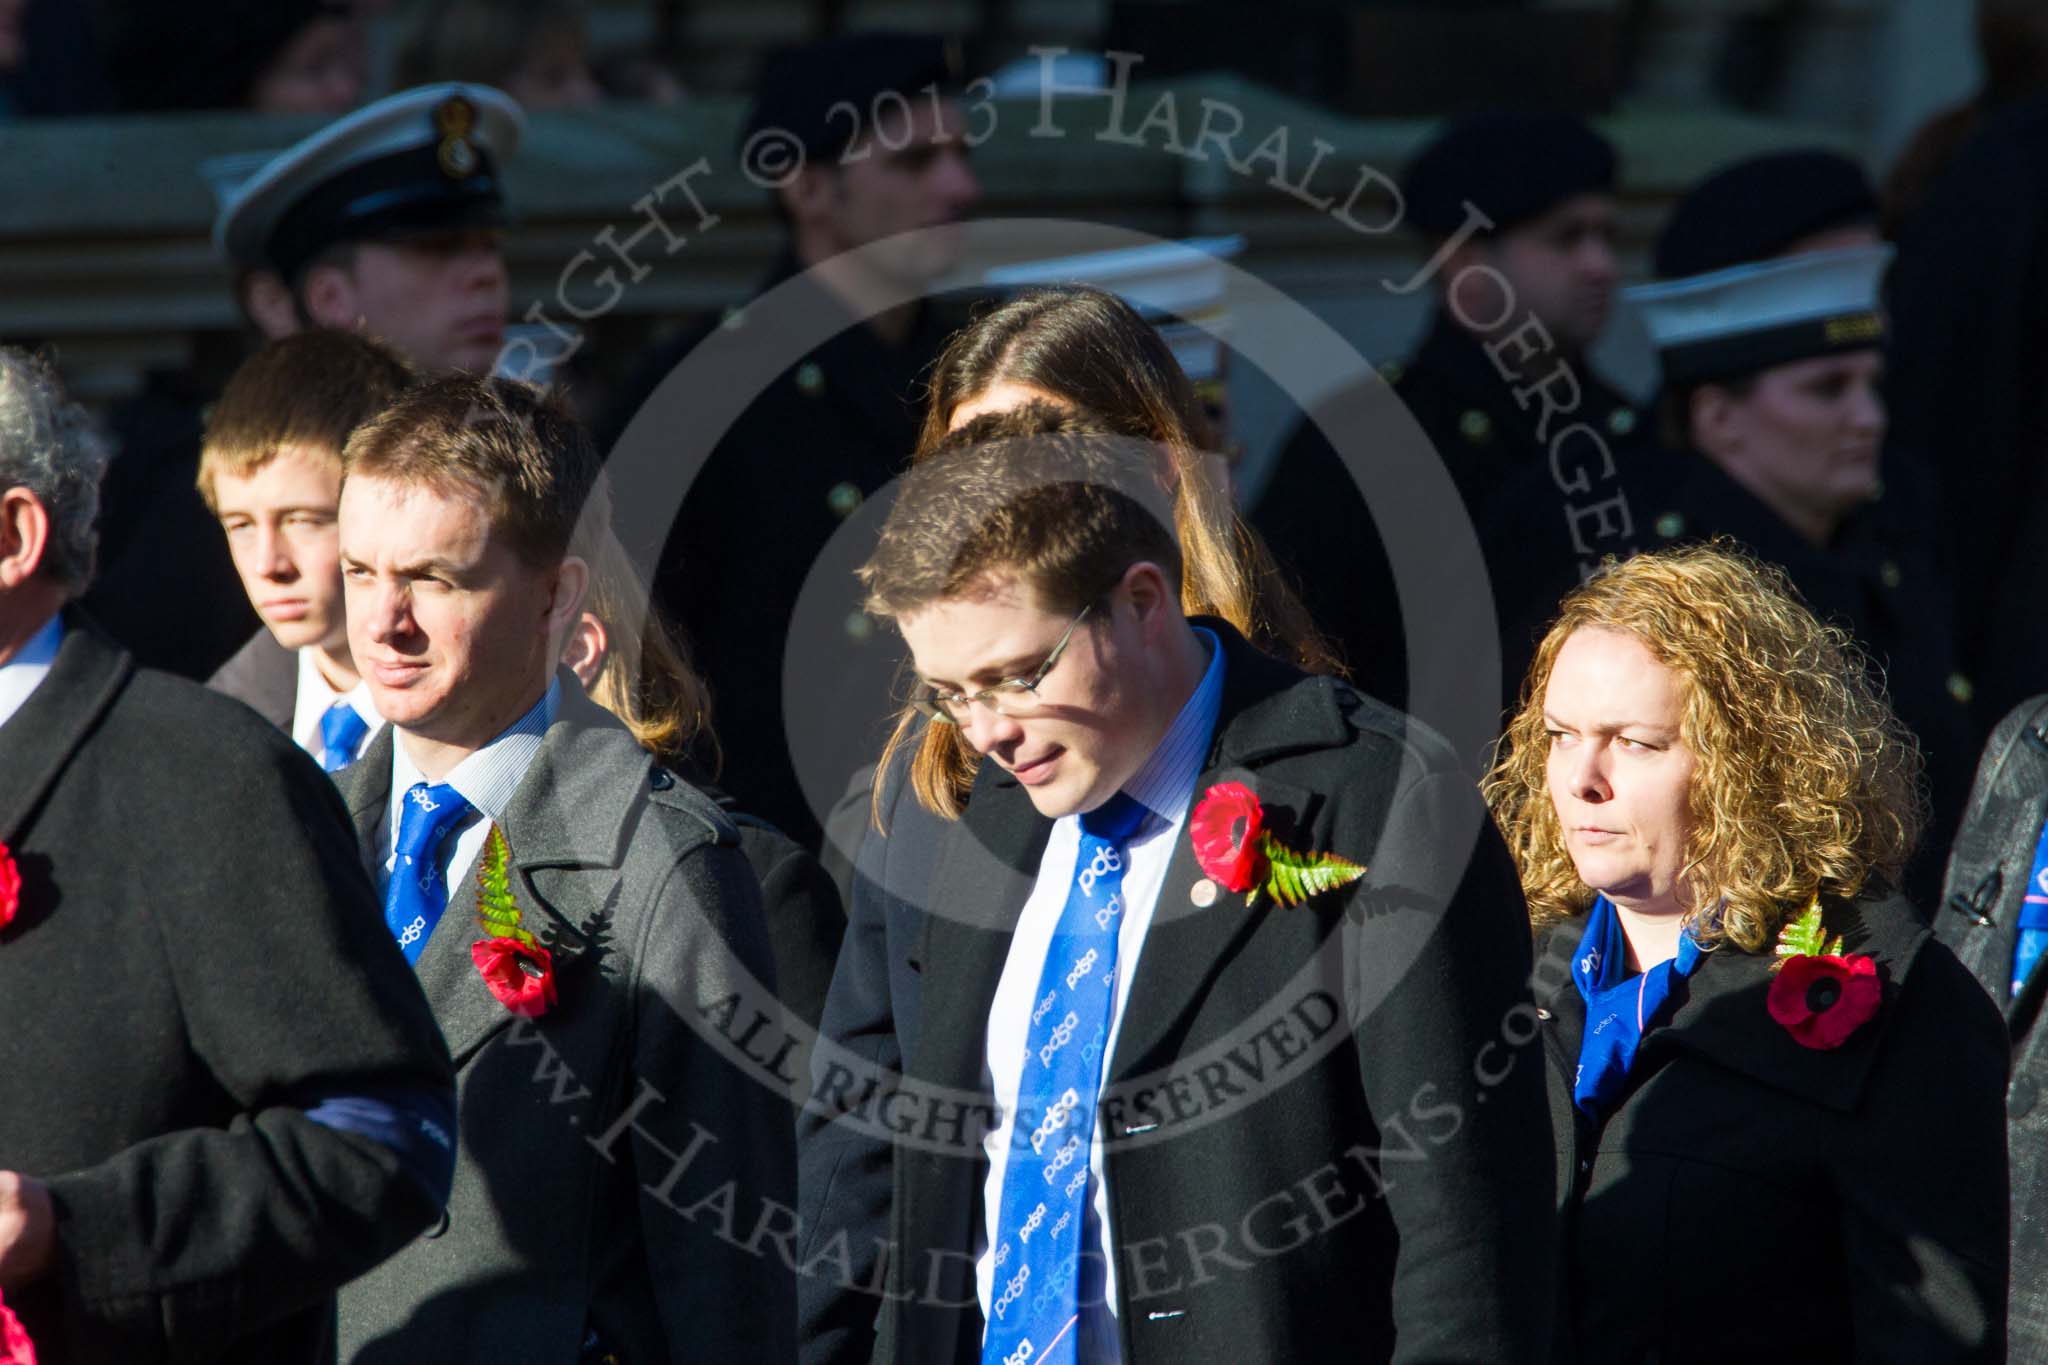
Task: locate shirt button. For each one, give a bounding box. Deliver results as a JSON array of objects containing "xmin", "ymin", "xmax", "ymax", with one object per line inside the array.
[
  {"xmin": 1535, "ymin": 1006, "xmax": 1552, "ymax": 1021},
  {"xmin": 1948, "ymin": 673, "xmax": 1975, "ymax": 706},
  {"xmin": 1879, "ymin": 560, "xmax": 1903, "ymax": 589}
]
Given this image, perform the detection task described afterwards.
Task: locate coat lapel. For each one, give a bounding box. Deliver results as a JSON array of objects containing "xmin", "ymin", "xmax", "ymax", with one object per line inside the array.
[
  {"xmin": 332, "ymin": 686, "xmax": 646, "ymax": 1066},
  {"xmin": 0, "ymin": 612, "xmax": 128, "ymax": 848},
  {"xmin": 1107, "ymin": 630, "xmax": 1349, "ymax": 1082},
  {"xmin": 1638, "ymin": 892, "xmax": 1930, "ymax": 1114}
]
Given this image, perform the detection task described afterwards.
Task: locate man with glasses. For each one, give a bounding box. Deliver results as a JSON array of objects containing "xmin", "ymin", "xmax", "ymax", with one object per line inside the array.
[{"xmin": 833, "ymin": 410, "xmax": 1554, "ymax": 1363}]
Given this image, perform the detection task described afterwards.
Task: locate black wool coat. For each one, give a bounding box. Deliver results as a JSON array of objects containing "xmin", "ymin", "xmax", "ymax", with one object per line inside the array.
[
  {"xmin": 1534, "ymin": 892, "xmax": 2010, "ymax": 1364},
  {"xmin": 865, "ymin": 622, "xmax": 1558, "ymax": 1364},
  {"xmin": 1938, "ymin": 693, "xmax": 2048, "ymax": 1362},
  {"xmin": 0, "ymin": 613, "xmax": 454, "ymax": 1363}
]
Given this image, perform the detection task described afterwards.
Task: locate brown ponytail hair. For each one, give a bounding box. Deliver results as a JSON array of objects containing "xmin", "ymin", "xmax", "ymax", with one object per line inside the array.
[
  {"xmin": 878, "ymin": 285, "xmax": 1337, "ymax": 824},
  {"xmin": 581, "ymin": 524, "xmax": 722, "ymax": 777}
]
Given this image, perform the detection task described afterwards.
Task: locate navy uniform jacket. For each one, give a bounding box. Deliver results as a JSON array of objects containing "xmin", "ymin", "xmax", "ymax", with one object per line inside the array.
[
  {"xmin": 1887, "ymin": 91, "xmax": 2048, "ymax": 736},
  {"xmin": 1938, "ymin": 694, "xmax": 2048, "ymax": 1361},
  {"xmin": 602, "ymin": 254, "xmax": 969, "ymax": 851},
  {"xmin": 1534, "ymin": 892, "xmax": 2009, "ymax": 1363},
  {"xmin": 1253, "ymin": 309, "xmax": 1645, "ymax": 709}
]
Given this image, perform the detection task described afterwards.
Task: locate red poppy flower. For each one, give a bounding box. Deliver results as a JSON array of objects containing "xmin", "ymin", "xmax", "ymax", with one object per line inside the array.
[
  {"xmin": 1767, "ymin": 953, "xmax": 1880, "ymax": 1050},
  {"xmin": 0, "ymin": 1287, "xmax": 36, "ymax": 1364},
  {"xmin": 471, "ymin": 937, "xmax": 556, "ymax": 1018},
  {"xmin": 1190, "ymin": 781, "xmax": 1268, "ymax": 894},
  {"xmin": 0, "ymin": 844, "xmax": 17, "ymax": 931}
]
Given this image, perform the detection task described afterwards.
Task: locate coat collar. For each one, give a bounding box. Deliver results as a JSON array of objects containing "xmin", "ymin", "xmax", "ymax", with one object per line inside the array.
[
  {"xmin": 913, "ymin": 620, "xmax": 1350, "ymax": 1092},
  {"xmin": 0, "ymin": 609, "xmax": 129, "ymax": 848},
  {"xmin": 338, "ymin": 678, "xmax": 654, "ymax": 1064},
  {"xmin": 1938, "ymin": 698, "xmax": 2048, "ymax": 1030},
  {"xmin": 1535, "ymin": 890, "xmax": 1931, "ymax": 1115}
]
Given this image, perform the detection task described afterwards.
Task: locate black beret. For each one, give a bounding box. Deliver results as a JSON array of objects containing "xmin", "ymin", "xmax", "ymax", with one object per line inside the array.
[
  {"xmin": 103, "ymin": 0, "xmax": 350, "ymax": 113},
  {"xmin": 1654, "ymin": 149, "xmax": 1878, "ymax": 279},
  {"xmin": 1401, "ymin": 111, "xmax": 1618, "ymax": 240},
  {"xmin": 744, "ymin": 31, "xmax": 964, "ymax": 165}
]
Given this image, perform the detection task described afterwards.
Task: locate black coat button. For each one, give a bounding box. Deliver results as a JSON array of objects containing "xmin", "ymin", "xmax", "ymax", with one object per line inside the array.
[
  {"xmin": 2010, "ymin": 1075, "xmax": 2039, "ymax": 1119},
  {"xmin": 425, "ymin": 1209, "xmax": 451, "ymax": 1239},
  {"xmin": 650, "ymin": 768, "xmax": 674, "ymax": 791}
]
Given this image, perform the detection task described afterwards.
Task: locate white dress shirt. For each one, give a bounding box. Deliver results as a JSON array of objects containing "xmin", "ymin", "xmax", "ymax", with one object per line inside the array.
[
  {"xmin": 290, "ymin": 647, "xmax": 384, "ymax": 768},
  {"xmin": 0, "ymin": 613, "xmax": 62, "ymax": 733},
  {"xmin": 374, "ymin": 678, "xmax": 560, "ymax": 909},
  {"xmin": 976, "ymin": 629, "xmax": 1226, "ymax": 1361}
]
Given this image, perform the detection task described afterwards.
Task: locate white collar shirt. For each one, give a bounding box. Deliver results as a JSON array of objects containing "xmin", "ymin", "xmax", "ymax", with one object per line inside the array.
[
  {"xmin": 976, "ymin": 627, "xmax": 1226, "ymax": 1361},
  {"xmin": 0, "ymin": 613, "xmax": 62, "ymax": 734},
  {"xmin": 375, "ymin": 678, "xmax": 560, "ymax": 909},
  {"xmin": 290, "ymin": 646, "xmax": 384, "ymax": 767}
]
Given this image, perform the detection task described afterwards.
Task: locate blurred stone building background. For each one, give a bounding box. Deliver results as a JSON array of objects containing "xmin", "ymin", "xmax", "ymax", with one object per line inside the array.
[{"xmin": 0, "ymin": 0, "xmax": 1979, "ymax": 487}]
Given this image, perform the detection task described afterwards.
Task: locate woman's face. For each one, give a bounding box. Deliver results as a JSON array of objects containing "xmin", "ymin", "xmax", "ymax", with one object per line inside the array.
[
  {"xmin": 1694, "ymin": 350, "xmax": 1885, "ymax": 543},
  {"xmin": 1543, "ymin": 628, "xmax": 1699, "ymax": 915}
]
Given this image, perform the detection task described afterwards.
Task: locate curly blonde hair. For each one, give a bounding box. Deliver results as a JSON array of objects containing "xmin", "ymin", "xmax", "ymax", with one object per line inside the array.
[{"xmin": 1480, "ymin": 541, "xmax": 1926, "ymax": 953}]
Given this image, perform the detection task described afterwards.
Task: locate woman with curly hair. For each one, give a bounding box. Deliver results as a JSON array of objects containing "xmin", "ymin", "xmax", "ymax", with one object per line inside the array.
[{"xmin": 1482, "ymin": 541, "xmax": 2009, "ymax": 1363}]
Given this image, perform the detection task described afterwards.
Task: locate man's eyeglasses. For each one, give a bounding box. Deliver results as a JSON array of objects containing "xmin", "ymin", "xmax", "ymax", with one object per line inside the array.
[{"xmin": 911, "ymin": 605, "xmax": 1091, "ymax": 724}]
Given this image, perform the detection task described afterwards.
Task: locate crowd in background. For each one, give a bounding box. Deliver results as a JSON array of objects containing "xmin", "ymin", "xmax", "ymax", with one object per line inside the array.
[{"xmin": 0, "ymin": 2, "xmax": 2046, "ymax": 1363}]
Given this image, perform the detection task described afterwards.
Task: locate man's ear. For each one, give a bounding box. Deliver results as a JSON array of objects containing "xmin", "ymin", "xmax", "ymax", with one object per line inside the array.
[
  {"xmin": 547, "ymin": 555, "xmax": 592, "ymax": 637},
  {"xmin": 0, "ymin": 488, "xmax": 52, "ymax": 591},
  {"xmin": 562, "ymin": 609, "xmax": 608, "ymax": 688},
  {"xmin": 299, "ymin": 261, "xmax": 361, "ymax": 331},
  {"xmin": 1119, "ymin": 559, "xmax": 1176, "ymax": 631},
  {"xmin": 778, "ymin": 163, "xmax": 842, "ymax": 234},
  {"xmin": 1690, "ymin": 384, "xmax": 1742, "ymax": 461},
  {"xmin": 241, "ymin": 270, "xmax": 304, "ymax": 340},
  {"xmin": 1441, "ymin": 237, "xmax": 1509, "ymax": 325}
]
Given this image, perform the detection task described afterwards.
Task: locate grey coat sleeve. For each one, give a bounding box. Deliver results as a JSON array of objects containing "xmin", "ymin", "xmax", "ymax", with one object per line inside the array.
[{"xmin": 627, "ymin": 836, "xmax": 801, "ymax": 1362}]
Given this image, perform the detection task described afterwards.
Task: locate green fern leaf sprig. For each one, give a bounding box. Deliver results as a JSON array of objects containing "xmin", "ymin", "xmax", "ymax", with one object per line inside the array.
[{"xmin": 475, "ymin": 826, "xmax": 537, "ymax": 947}]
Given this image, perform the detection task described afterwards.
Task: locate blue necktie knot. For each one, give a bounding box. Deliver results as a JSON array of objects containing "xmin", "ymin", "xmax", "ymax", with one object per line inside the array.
[
  {"xmin": 385, "ymin": 782, "xmax": 474, "ymax": 964},
  {"xmin": 319, "ymin": 700, "xmax": 371, "ymax": 772},
  {"xmin": 1079, "ymin": 790, "xmax": 1149, "ymax": 845}
]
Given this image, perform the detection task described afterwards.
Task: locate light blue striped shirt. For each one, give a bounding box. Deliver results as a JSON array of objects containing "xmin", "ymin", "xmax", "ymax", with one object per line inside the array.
[
  {"xmin": 977, "ymin": 627, "xmax": 1226, "ymax": 1362},
  {"xmin": 377, "ymin": 677, "xmax": 561, "ymax": 901}
]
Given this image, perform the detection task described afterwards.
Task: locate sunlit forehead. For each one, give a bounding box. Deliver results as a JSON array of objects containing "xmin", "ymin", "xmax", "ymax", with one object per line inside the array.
[
  {"xmin": 1544, "ymin": 627, "xmax": 1687, "ymax": 740},
  {"xmin": 899, "ymin": 578, "xmax": 1075, "ymax": 692},
  {"xmin": 337, "ymin": 474, "xmax": 494, "ymax": 576}
]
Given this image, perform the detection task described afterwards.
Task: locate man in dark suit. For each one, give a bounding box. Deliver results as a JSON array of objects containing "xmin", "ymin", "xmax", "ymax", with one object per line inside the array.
[
  {"xmin": 1939, "ymin": 695, "xmax": 2048, "ymax": 1361},
  {"xmin": 0, "ymin": 351, "xmax": 457, "ymax": 1359},
  {"xmin": 602, "ymin": 32, "xmax": 982, "ymax": 850},
  {"xmin": 812, "ymin": 414, "xmax": 1553, "ymax": 1362},
  {"xmin": 330, "ymin": 375, "xmax": 796, "ymax": 1362}
]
